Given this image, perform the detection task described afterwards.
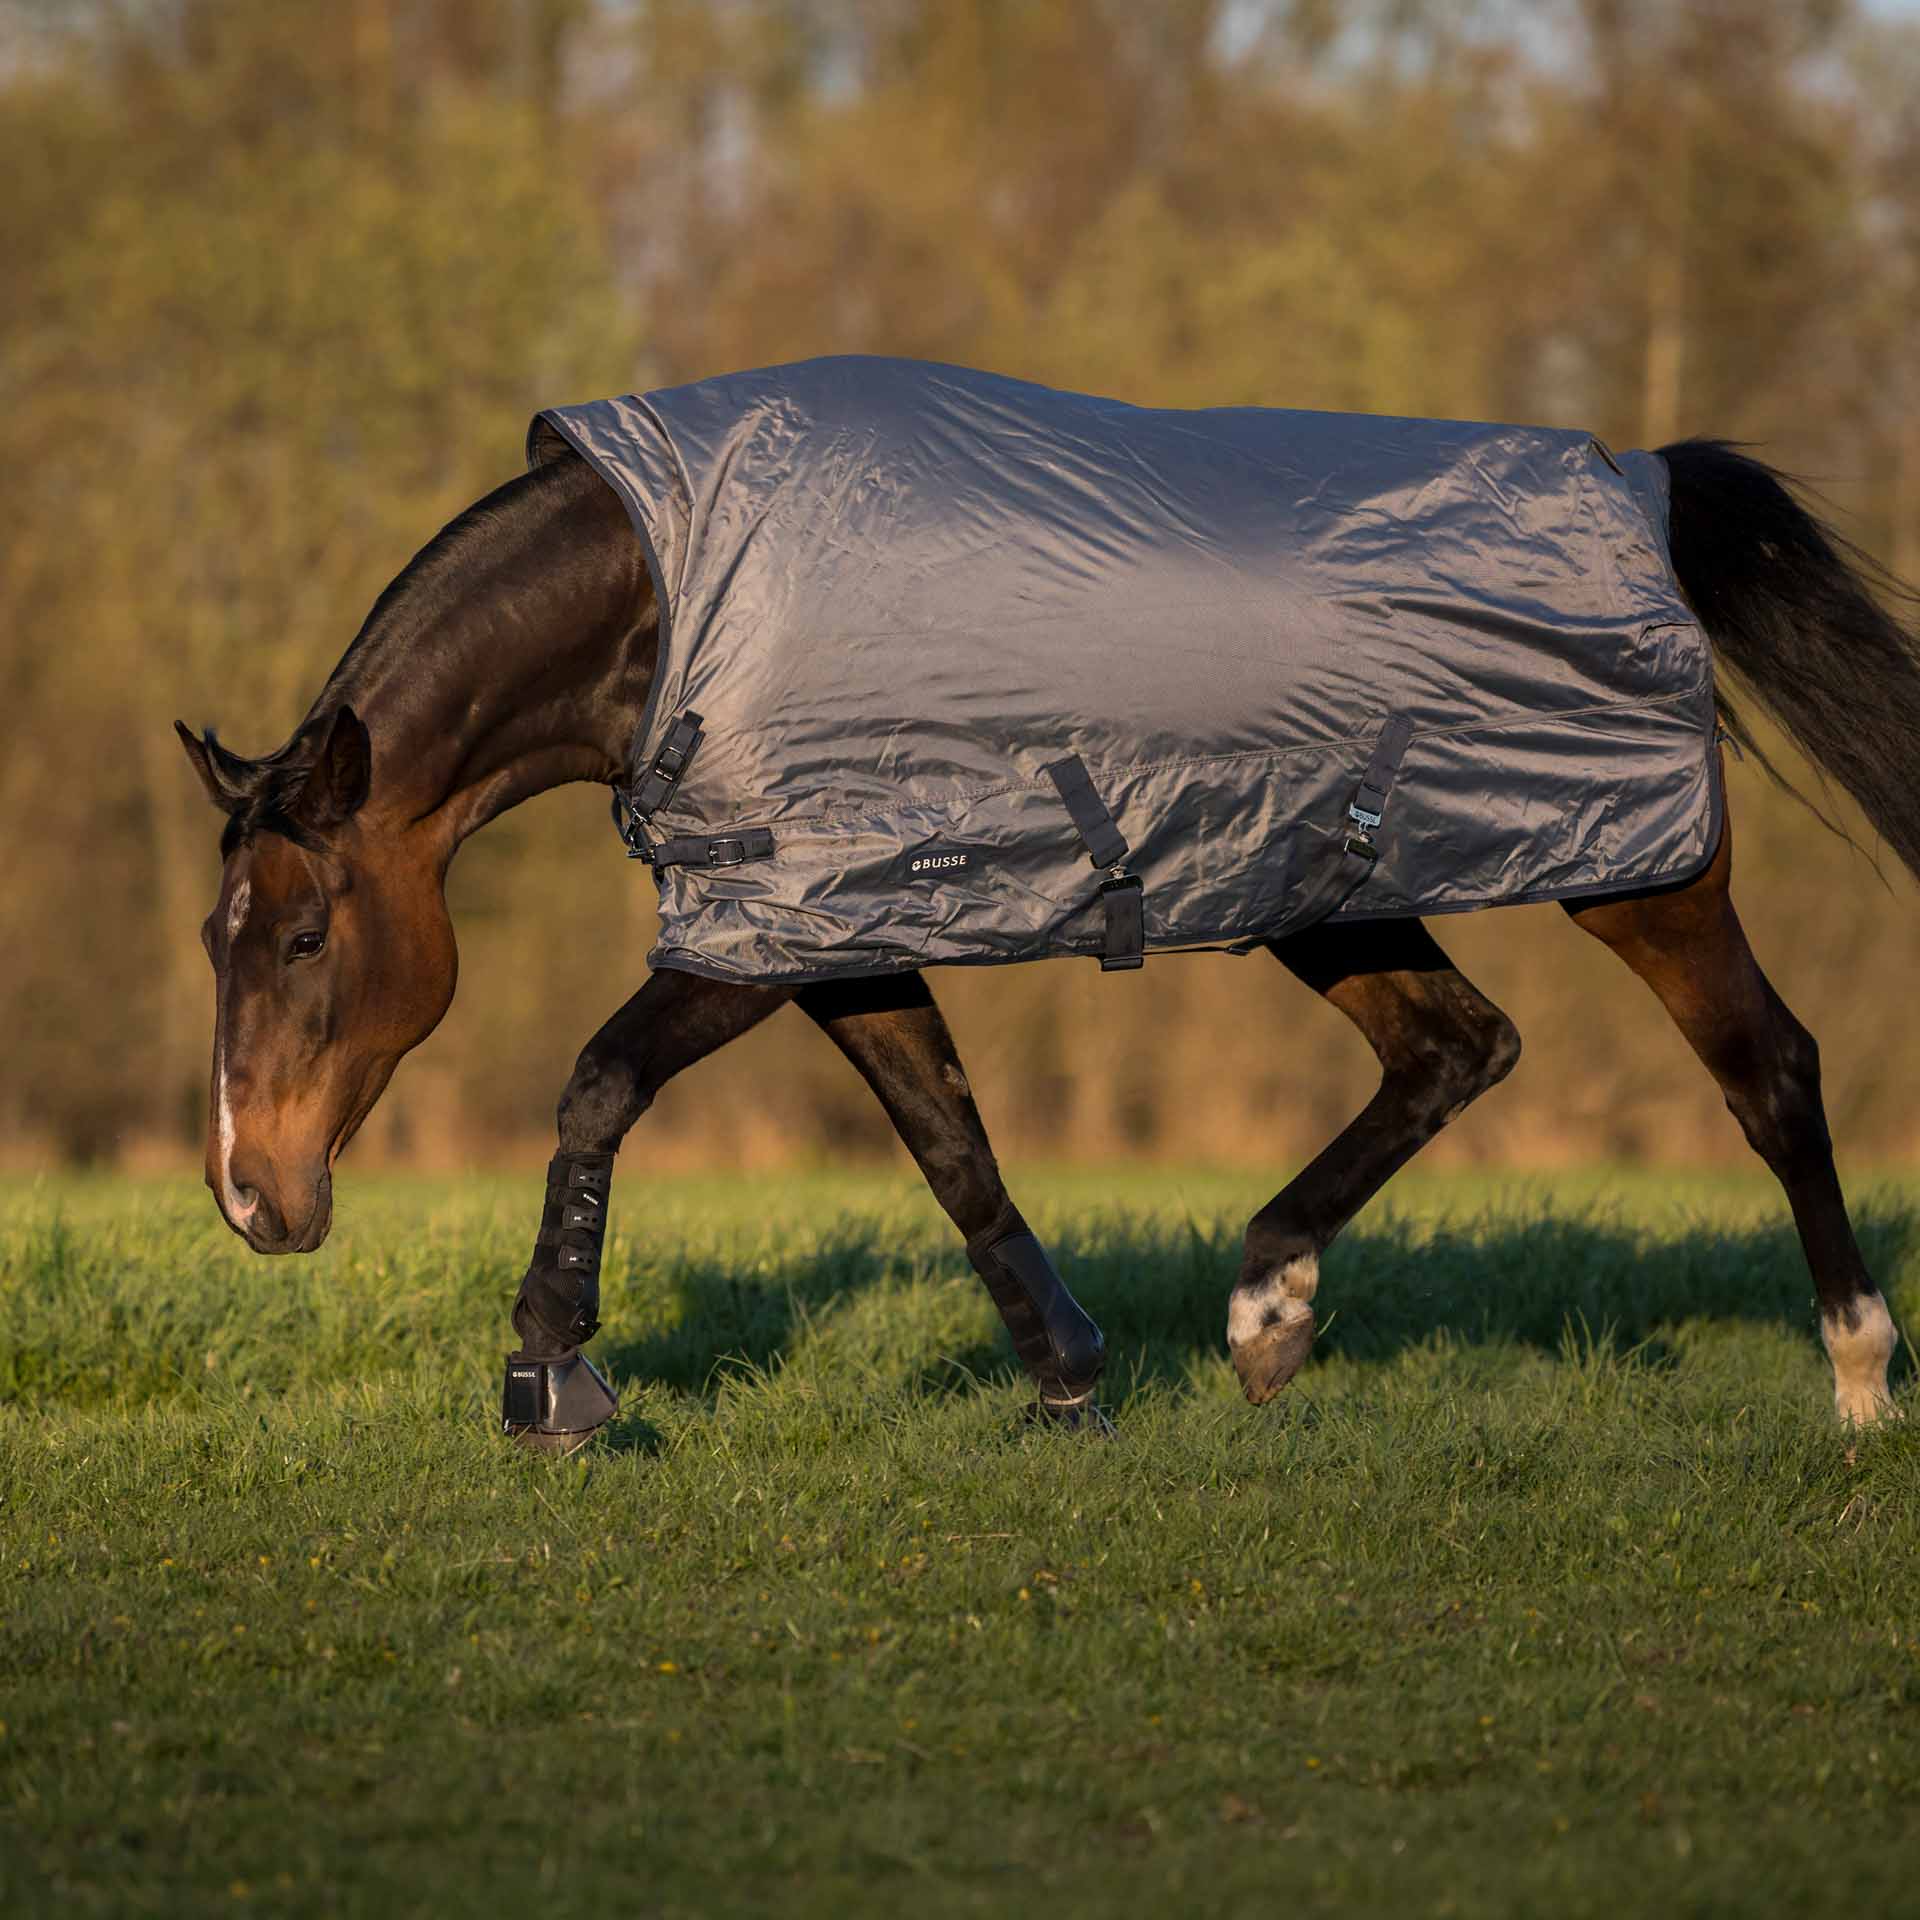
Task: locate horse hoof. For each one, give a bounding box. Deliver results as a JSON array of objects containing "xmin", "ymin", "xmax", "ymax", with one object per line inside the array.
[
  {"xmin": 1025, "ymin": 1395, "xmax": 1116, "ymax": 1437},
  {"xmin": 1233, "ymin": 1312, "xmax": 1314, "ymax": 1405},
  {"xmin": 507, "ymin": 1423, "xmax": 598, "ymax": 1457}
]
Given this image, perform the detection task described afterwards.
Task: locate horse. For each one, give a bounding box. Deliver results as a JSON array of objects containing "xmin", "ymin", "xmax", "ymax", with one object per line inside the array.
[{"xmin": 176, "ymin": 376, "xmax": 1918, "ymax": 1447}]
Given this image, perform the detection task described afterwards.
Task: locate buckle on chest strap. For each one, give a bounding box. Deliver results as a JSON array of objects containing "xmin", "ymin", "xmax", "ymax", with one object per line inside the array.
[
  {"xmin": 635, "ymin": 711, "xmax": 704, "ymax": 815},
  {"xmin": 612, "ymin": 710, "xmax": 710, "ymax": 859},
  {"xmin": 646, "ymin": 827, "xmax": 777, "ymax": 872}
]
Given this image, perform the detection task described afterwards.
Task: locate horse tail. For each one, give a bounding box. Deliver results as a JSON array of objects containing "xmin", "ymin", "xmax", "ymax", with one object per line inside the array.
[{"xmin": 1660, "ymin": 438, "xmax": 1920, "ymax": 880}]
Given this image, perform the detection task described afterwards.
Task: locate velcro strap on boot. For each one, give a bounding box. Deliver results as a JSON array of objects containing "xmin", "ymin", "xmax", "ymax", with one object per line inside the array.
[
  {"xmin": 967, "ymin": 1224, "xmax": 1106, "ymax": 1397},
  {"xmin": 512, "ymin": 1151, "xmax": 615, "ymax": 1349}
]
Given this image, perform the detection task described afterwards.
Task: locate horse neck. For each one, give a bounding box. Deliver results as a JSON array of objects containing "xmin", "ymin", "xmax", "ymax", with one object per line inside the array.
[{"xmin": 324, "ymin": 457, "xmax": 656, "ymax": 870}]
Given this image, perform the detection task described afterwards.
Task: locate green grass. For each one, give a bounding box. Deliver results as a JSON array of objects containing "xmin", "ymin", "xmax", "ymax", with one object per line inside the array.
[{"xmin": 3, "ymin": 1167, "xmax": 1918, "ymax": 1918}]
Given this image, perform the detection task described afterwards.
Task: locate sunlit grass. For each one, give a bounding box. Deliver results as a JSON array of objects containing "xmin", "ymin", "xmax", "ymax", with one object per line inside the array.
[{"xmin": 3, "ymin": 1169, "xmax": 1917, "ymax": 1917}]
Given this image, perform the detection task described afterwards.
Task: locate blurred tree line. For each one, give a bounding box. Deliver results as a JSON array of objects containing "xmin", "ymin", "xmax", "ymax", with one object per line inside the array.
[{"xmin": 4, "ymin": 0, "xmax": 1920, "ymax": 1173}]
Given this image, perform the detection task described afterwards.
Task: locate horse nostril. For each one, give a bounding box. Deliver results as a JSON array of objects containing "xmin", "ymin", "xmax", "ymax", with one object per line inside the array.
[
  {"xmin": 233, "ymin": 1184, "xmax": 260, "ymax": 1214},
  {"xmin": 246, "ymin": 1191, "xmax": 290, "ymax": 1248}
]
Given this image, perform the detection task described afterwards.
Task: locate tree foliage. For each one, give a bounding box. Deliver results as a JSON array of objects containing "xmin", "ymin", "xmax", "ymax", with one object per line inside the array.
[{"xmin": 4, "ymin": 0, "xmax": 1918, "ymax": 1166}]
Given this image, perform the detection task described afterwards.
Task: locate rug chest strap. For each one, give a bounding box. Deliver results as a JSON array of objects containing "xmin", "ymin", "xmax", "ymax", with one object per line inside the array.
[
  {"xmin": 1045, "ymin": 754, "xmax": 1143, "ymax": 971},
  {"xmin": 633, "ymin": 710, "xmax": 705, "ymax": 819},
  {"xmin": 647, "ymin": 827, "xmax": 777, "ymax": 871},
  {"xmin": 613, "ymin": 710, "xmax": 709, "ymax": 857}
]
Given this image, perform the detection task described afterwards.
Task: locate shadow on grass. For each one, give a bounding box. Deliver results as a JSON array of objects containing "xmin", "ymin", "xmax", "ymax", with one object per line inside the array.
[{"xmin": 599, "ymin": 1203, "xmax": 1920, "ymax": 1404}]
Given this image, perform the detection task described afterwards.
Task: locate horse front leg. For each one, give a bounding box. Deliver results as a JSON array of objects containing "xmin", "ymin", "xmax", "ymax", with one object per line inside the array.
[
  {"xmin": 502, "ymin": 968, "xmax": 791, "ymax": 1448},
  {"xmin": 1229, "ymin": 919, "xmax": 1521, "ymax": 1402},
  {"xmin": 796, "ymin": 974, "xmax": 1109, "ymax": 1426}
]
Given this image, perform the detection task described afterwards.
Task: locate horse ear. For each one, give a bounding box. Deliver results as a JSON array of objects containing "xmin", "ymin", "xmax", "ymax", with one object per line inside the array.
[
  {"xmin": 175, "ymin": 720, "xmax": 250, "ymax": 812},
  {"xmin": 291, "ymin": 706, "xmax": 372, "ymax": 830}
]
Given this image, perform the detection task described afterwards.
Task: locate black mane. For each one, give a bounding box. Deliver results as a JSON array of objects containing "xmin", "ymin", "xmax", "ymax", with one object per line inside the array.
[{"xmin": 198, "ymin": 458, "xmax": 581, "ymax": 851}]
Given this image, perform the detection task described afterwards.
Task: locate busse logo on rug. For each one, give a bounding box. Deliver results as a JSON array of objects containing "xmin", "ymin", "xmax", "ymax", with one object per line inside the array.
[{"xmin": 903, "ymin": 847, "xmax": 983, "ymax": 881}]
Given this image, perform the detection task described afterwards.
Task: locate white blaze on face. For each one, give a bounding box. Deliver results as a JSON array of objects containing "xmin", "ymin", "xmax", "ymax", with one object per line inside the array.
[{"xmin": 214, "ymin": 875, "xmax": 257, "ymax": 1230}]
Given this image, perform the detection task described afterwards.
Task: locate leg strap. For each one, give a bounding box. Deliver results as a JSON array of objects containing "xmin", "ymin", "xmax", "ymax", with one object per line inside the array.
[
  {"xmin": 512, "ymin": 1151, "xmax": 614, "ymax": 1352},
  {"xmin": 967, "ymin": 1218, "xmax": 1106, "ymax": 1406}
]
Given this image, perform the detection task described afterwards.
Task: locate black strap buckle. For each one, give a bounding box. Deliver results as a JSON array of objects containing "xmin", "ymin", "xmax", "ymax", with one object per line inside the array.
[
  {"xmin": 646, "ymin": 827, "xmax": 777, "ymax": 872},
  {"xmin": 1098, "ymin": 871, "xmax": 1145, "ymax": 972},
  {"xmin": 631, "ymin": 710, "xmax": 706, "ymax": 821},
  {"xmin": 610, "ymin": 788, "xmax": 650, "ymax": 859}
]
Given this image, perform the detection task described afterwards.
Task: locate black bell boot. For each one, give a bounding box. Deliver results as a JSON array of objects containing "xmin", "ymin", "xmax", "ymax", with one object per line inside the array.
[
  {"xmin": 967, "ymin": 1216, "xmax": 1111, "ymax": 1430},
  {"xmin": 501, "ymin": 1347, "xmax": 620, "ymax": 1455},
  {"xmin": 503, "ymin": 1151, "xmax": 620, "ymax": 1450}
]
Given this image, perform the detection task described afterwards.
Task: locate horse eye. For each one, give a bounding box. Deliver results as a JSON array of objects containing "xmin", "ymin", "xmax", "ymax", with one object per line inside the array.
[{"xmin": 287, "ymin": 929, "xmax": 326, "ymax": 962}]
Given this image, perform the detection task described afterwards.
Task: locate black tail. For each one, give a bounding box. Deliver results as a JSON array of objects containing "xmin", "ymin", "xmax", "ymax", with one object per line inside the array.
[{"xmin": 1660, "ymin": 439, "xmax": 1920, "ymax": 880}]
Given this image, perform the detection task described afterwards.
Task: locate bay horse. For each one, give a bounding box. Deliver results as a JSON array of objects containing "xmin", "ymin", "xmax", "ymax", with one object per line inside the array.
[{"xmin": 177, "ymin": 411, "xmax": 1915, "ymax": 1443}]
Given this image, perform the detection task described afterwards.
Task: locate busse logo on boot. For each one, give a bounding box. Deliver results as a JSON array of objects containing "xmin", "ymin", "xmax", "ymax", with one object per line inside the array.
[{"xmin": 902, "ymin": 846, "xmax": 984, "ymax": 882}]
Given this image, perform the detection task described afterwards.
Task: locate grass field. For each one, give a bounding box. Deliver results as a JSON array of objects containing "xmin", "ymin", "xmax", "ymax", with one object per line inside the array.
[{"xmin": 3, "ymin": 1167, "xmax": 1918, "ymax": 1918}]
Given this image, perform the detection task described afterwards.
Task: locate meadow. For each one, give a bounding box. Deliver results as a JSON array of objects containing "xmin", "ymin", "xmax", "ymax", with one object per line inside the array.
[{"xmin": 2, "ymin": 1167, "xmax": 1917, "ymax": 1917}]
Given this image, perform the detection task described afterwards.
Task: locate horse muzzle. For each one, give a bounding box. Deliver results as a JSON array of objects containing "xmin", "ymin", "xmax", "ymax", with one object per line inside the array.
[{"xmin": 216, "ymin": 1166, "xmax": 334, "ymax": 1254}]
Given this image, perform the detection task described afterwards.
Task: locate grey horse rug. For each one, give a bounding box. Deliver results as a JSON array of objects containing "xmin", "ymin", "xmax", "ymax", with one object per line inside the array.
[{"xmin": 527, "ymin": 356, "xmax": 1719, "ymax": 986}]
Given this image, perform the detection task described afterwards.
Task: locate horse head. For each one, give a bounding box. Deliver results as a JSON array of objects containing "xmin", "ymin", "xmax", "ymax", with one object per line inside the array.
[{"xmin": 175, "ymin": 706, "xmax": 457, "ymax": 1252}]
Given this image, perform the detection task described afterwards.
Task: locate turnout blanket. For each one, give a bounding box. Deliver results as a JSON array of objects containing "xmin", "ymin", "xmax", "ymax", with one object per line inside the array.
[{"xmin": 528, "ymin": 356, "xmax": 1718, "ymax": 986}]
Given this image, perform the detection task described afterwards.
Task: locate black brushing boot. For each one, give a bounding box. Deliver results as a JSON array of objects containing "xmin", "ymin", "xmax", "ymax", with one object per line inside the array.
[
  {"xmin": 502, "ymin": 1151, "xmax": 621, "ymax": 1452},
  {"xmin": 967, "ymin": 1215, "xmax": 1113, "ymax": 1433}
]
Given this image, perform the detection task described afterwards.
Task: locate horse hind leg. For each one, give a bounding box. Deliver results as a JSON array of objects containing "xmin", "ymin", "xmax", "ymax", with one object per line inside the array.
[
  {"xmin": 1230, "ymin": 918, "xmax": 1521, "ymax": 1402},
  {"xmin": 796, "ymin": 973, "xmax": 1109, "ymax": 1425},
  {"xmin": 1566, "ymin": 816, "xmax": 1900, "ymax": 1425}
]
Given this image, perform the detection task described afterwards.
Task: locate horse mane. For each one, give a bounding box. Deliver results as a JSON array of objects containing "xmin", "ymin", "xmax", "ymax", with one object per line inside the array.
[{"xmin": 197, "ymin": 457, "xmax": 586, "ymax": 851}]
